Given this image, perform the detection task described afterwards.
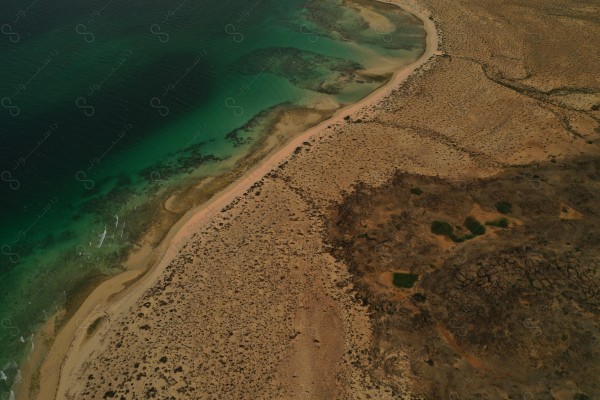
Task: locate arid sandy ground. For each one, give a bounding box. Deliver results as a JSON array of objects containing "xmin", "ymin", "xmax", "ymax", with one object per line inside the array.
[{"xmin": 36, "ymin": 0, "xmax": 599, "ymax": 398}]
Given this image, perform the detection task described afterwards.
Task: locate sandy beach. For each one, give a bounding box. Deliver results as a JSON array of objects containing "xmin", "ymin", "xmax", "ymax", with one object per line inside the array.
[{"xmin": 22, "ymin": 0, "xmax": 600, "ymax": 397}]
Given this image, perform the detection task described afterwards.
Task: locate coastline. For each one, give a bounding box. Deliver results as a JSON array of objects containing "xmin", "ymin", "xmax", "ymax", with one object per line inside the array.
[{"xmin": 22, "ymin": 1, "xmax": 439, "ymax": 399}]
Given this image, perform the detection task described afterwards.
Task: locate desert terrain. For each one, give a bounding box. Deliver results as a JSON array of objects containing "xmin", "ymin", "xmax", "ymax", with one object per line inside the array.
[{"xmin": 31, "ymin": 0, "xmax": 599, "ymax": 398}]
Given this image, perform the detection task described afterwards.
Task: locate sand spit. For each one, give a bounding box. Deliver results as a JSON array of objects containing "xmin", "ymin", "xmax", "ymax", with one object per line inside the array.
[{"xmin": 30, "ymin": 0, "xmax": 600, "ymax": 397}]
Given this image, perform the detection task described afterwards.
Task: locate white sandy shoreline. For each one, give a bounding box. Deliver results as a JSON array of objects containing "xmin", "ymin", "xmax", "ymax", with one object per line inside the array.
[{"xmin": 22, "ymin": 2, "xmax": 439, "ymax": 399}]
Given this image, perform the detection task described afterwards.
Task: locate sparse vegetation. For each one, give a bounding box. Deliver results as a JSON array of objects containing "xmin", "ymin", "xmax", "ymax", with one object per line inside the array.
[
  {"xmin": 495, "ymin": 201, "xmax": 512, "ymax": 214},
  {"xmin": 329, "ymin": 157, "xmax": 600, "ymax": 399},
  {"xmin": 410, "ymin": 187, "xmax": 423, "ymax": 195}
]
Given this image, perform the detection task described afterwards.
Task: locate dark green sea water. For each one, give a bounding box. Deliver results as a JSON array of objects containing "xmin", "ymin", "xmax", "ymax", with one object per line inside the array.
[{"xmin": 0, "ymin": 0, "xmax": 425, "ymax": 395}]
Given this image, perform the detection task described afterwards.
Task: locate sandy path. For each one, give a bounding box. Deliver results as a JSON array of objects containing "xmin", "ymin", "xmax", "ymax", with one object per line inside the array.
[{"xmin": 29, "ymin": 2, "xmax": 439, "ymax": 399}]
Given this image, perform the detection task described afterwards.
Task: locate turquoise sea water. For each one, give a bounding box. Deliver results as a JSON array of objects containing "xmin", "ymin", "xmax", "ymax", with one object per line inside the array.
[{"xmin": 0, "ymin": 0, "xmax": 425, "ymax": 394}]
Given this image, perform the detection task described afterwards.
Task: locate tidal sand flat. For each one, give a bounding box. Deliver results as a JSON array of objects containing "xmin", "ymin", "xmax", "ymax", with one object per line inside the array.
[{"xmin": 0, "ymin": 0, "xmax": 426, "ymax": 398}]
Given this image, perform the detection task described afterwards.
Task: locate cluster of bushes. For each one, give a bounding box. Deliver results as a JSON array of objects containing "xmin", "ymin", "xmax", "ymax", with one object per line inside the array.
[
  {"xmin": 430, "ymin": 200, "xmax": 513, "ymax": 242},
  {"xmin": 431, "ymin": 216, "xmax": 491, "ymax": 243}
]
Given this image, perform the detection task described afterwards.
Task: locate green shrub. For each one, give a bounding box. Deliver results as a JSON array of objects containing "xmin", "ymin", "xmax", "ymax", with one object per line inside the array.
[
  {"xmin": 410, "ymin": 187, "xmax": 423, "ymax": 195},
  {"xmin": 464, "ymin": 216, "xmax": 486, "ymax": 236},
  {"xmin": 486, "ymin": 218, "xmax": 509, "ymax": 228},
  {"xmin": 462, "ymin": 233, "xmax": 474, "ymax": 241},
  {"xmin": 431, "ymin": 220, "xmax": 453, "ymax": 236},
  {"xmin": 392, "ymin": 273, "xmax": 419, "ymax": 288},
  {"xmin": 495, "ymin": 201, "xmax": 512, "ymax": 214},
  {"xmin": 87, "ymin": 316, "xmax": 105, "ymax": 336}
]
